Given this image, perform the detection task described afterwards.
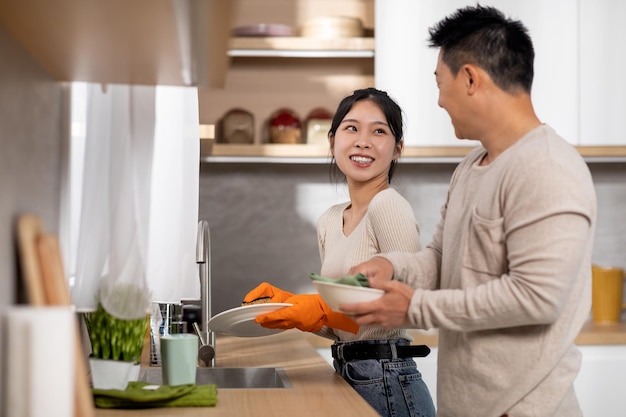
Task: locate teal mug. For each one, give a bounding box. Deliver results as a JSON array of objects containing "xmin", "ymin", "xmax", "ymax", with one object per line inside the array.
[{"xmin": 160, "ymin": 333, "xmax": 198, "ymax": 385}]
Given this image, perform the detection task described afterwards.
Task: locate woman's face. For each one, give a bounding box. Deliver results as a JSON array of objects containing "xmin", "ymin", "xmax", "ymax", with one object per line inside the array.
[{"xmin": 331, "ymin": 99, "xmax": 401, "ymax": 185}]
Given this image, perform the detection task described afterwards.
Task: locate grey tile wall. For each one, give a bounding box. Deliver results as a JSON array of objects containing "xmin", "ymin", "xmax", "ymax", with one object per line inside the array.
[
  {"xmin": 0, "ymin": 26, "xmax": 64, "ymax": 416},
  {"xmin": 199, "ymin": 161, "xmax": 626, "ymax": 316}
]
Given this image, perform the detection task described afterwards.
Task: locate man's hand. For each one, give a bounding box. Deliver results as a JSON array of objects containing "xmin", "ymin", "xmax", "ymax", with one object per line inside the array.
[
  {"xmin": 339, "ymin": 277, "xmax": 415, "ymax": 329},
  {"xmin": 348, "ymin": 256, "xmax": 395, "ymax": 283}
]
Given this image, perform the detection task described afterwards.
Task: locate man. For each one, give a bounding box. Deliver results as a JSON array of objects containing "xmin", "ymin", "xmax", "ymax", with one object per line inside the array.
[{"xmin": 341, "ymin": 5, "xmax": 597, "ymax": 417}]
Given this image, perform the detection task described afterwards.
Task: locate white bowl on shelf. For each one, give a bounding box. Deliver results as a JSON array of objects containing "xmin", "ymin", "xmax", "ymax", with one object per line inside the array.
[
  {"xmin": 301, "ymin": 16, "xmax": 364, "ymax": 38},
  {"xmin": 313, "ymin": 280, "xmax": 384, "ymax": 311}
]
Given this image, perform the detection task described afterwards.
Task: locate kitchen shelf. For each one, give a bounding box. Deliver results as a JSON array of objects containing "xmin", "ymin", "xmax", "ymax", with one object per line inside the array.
[
  {"xmin": 228, "ymin": 37, "xmax": 375, "ymax": 58},
  {"xmin": 200, "ymin": 143, "xmax": 626, "ymax": 164},
  {"xmin": 575, "ymin": 146, "xmax": 626, "ymax": 162},
  {"xmin": 202, "ymin": 144, "xmax": 485, "ymax": 164}
]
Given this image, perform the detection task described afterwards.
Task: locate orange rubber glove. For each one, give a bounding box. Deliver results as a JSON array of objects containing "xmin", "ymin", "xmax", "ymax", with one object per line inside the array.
[
  {"xmin": 255, "ymin": 294, "xmax": 359, "ymax": 334},
  {"xmin": 243, "ymin": 282, "xmax": 294, "ymax": 304}
]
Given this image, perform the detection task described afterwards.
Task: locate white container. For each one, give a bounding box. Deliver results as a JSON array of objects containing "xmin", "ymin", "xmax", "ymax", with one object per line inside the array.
[{"xmin": 5, "ymin": 306, "xmax": 75, "ymax": 417}]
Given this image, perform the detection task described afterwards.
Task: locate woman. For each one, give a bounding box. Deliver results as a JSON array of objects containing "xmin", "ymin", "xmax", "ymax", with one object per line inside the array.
[{"xmin": 244, "ymin": 88, "xmax": 435, "ymax": 417}]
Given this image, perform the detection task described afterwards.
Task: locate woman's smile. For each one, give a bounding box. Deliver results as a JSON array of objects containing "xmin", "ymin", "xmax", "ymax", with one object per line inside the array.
[{"xmin": 350, "ymin": 154, "xmax": 375, "ymax": 166}]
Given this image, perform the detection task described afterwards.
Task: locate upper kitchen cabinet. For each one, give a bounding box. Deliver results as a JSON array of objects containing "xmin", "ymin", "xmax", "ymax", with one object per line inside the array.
[
  {"xmin": 199, "ymin": 0, "xmax": 375, "ymax": 155},
  {"xmin": 0, "ymin": 0, "xmax": 234, "ymax": 87},
  {"xmin": 200, "ymin": 0, "xmax": 625, "ymax": 162},
  {"xmin": 376, "ymin": 0, "xmax": 579, "ymax": 147},
  {"xmin": 579, "ymin": 0, "xmax": 626, "ymax": 146}
]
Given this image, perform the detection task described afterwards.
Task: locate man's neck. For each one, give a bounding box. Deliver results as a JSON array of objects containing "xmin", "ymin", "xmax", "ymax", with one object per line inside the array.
[{"xmin": 479, "ymin": 95, "xmax": 541, "ymax": 164}]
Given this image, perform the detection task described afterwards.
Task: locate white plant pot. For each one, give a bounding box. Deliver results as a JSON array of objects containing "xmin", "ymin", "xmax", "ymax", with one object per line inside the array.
[
  {"xmin": 89, "ymin": 358, "xmax": 140, "ymax": 390},
  {"xmin": 128, "ymin": 362, "xmax": 141, "ymax": 382}
]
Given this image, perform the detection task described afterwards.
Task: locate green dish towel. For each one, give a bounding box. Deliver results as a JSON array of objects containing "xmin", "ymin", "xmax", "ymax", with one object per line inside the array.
[
  {"xmin": 93, "ymin": 381, "xmax": 218, "ymax": 409},
  {"xmin": 309, "ymin": 272, "xmax": 369, "ymax": 287}
]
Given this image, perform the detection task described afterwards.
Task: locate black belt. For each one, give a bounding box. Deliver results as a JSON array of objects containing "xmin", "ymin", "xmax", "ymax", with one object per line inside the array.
[{"xmin": 331, "ymin": 343, "xmax": 430, "ymax": 362}]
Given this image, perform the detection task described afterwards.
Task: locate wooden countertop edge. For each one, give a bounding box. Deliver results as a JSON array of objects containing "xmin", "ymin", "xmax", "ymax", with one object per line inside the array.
[
  {"xmin": 305, "ymin": 321, "xmax": 626, "ymax": 348},
  {"xmin": 574, "ymin": 321, "xmax": 626, "ymax": 345}
]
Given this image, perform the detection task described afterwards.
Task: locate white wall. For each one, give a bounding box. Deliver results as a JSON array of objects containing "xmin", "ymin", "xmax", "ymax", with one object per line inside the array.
[{"xmin": 376, "ymin": 0, "xmax": 579, "ymax": 147}]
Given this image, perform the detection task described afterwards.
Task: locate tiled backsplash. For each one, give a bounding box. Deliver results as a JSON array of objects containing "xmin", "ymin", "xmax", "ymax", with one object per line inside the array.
[{"xmin": 199, "ymin": 161, "xmax": 626, "ymax": 315}]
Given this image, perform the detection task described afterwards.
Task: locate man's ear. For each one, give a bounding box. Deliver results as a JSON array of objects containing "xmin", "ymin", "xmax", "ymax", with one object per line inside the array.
[{"xmin": 462, "ymin": 64, "xmax": 482, "ymax": 94}]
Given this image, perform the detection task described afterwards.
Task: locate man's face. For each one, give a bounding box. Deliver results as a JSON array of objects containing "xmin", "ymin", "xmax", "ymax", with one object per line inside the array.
[{"xmin": 434, "ymin": 51, "xmax": 469, "ymax": 140}]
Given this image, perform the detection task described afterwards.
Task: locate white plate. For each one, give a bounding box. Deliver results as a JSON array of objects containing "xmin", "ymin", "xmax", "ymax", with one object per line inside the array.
[{"xmin": 208, "ymin": 303, "xmax": 292, "ymax": 337}]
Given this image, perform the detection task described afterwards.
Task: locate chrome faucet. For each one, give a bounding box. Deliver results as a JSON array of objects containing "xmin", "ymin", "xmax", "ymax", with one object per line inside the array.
[{"xmin": 196, "ymin": 220, "xmax": 215, "ymax": 366}]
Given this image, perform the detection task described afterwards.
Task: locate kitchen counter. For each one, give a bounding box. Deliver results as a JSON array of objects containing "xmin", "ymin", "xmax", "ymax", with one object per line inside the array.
[
  {"xmin": 94, "ymin": 331, "xmax": 379, "ymax": 417},
  {"xmin": 306, "ymin": 321, "xmax": 626, "ymax": 348},
  {"xmin": 93, "ymin": 322, "xmax": 626, "ymax": 416},
  {"xmin": 574, "ymin": 321, "xmax": 626, "ymax": 345}
]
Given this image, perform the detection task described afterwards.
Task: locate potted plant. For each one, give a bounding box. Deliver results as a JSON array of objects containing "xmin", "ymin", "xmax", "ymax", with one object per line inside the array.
[{"xmin": 84, "ymin": 283, "xmax": 150, "ymax": 390}]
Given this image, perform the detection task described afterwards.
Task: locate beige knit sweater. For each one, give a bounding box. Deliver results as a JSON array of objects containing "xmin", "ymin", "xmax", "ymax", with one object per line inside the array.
[
  {"xmin": 317, "ymin": 188, "xmax": 421, "ymax": 342},
  {"xmin": 385, "ymin": 125, "xmax": 597, "ymax": 417}
]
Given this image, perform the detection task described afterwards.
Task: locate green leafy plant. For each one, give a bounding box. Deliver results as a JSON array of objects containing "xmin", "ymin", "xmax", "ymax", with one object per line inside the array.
[{"xmin": 84, "ymin": 303, "xmax": 148, "ymax": 363}]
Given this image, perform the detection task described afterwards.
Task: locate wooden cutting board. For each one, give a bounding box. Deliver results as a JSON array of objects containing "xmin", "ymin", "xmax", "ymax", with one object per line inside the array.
[
  {"xmin": 16, "ymin": 215, "xmax": 46, "ymax": 306},
  {"xmin": 37, "ymin": 233, "xmax": 95, "ymax": 417},
  {"xmin": 16, "ymin": 214, "xmax": 95, "ymax": 417}
]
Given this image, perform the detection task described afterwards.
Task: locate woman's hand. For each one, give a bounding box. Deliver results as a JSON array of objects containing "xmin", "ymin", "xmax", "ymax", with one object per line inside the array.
[
  {"xmin": 255, "ymin": 294, "xmax": 359, "ymax": 334},
  {"xmin": 242, "ymin": 282, "xmax": 294, "ymax": 304}
]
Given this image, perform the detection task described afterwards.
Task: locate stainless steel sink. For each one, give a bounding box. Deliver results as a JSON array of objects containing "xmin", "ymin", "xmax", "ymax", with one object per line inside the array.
[{"xmin": 138, "ymin": 367, "xmax": 291, "ymax": 389}]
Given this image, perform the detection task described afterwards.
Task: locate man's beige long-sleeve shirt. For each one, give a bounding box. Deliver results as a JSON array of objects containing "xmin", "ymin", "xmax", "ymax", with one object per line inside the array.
[{"xmin": 386, "ymin": 125, "xmax": 597, "ymax": 417}]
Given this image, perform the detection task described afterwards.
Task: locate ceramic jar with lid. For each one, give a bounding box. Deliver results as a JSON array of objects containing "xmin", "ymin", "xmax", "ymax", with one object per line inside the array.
[
  {"xmin": 305, "ymin": 108, "xmax": 333, "ymax": 145},
  {"xmin": 269, "ymin": 109, "xmax": 301, "ymax": 144},
  {"xmin": 219, "ymin": 108, "xmax": 254, "ymax": 144}
]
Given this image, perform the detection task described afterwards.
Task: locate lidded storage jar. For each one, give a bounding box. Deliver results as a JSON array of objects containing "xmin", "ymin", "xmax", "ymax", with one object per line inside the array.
[
  {"xmin": 219, "ymin": 108, "xmax": 254, "ymax": 144},
  {"xmin": 269, "ymin": 109, "xmax": 301, "ymax": 144},
  {"xmin": 305, "ymin": 108, "xmax": 333, "ymax": 145}
]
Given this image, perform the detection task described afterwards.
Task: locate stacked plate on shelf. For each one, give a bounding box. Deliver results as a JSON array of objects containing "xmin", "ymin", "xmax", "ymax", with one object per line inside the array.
[{"xmin": 232, "ymin": 23, "xmax": 295, "ymax": 37}]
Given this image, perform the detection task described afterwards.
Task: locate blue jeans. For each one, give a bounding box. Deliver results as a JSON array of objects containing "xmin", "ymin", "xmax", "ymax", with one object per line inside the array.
[{"xmin": 333, "ymin": 340, "xmax": 436, "ymax": 417}]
